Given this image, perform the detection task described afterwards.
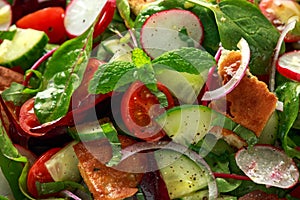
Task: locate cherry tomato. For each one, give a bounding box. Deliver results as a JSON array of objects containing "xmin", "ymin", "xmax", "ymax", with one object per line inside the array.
[
  {"xmin": 121, "ymin": 81, "xmax": 174, "ymax": 141},
  {"xmin": 16, "ymin": 7, "xmax": 67, "ymax": 44},
  {"xmin": 19, "ymin": 98, "xmax": 43, "ymax": 136},
  {"xmin": 27, "ymin": 147, "xmax": 61, "ymax": 198},
  {"xmin": 93, "ymin": 0, "xmax": 116, "ymax": 38},
  {"xmin": 259, "ymin": 0, "xmax": 300, "ymax": 42}
]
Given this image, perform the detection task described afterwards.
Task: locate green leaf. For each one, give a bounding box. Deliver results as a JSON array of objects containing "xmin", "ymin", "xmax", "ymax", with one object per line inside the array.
[
  {"xmin": 152, "ymin": 47, "xmax": 216, "ymax": 75},
  {"xmin": 88, "ymin": 61, "xmax": 136, "ymax": 94},
  {"xmin": 275, "ymin": 82, "xmax": 300, "ymax": 158},
  {"xmin": 37, "ymin": 181, "xmax": 90, "ymax": 197},
  {"xmin": 100, "ymin": 123, "xmax": 122, "ymax": 167},
  {"xmin": 132, "ymin": 48, "xmax": 151, "ymax": 68},
  {"xmin": 189, "ymin": 0, "xmax": 280, "ymax": 75},
  {"xmin": 0, "ymin": 30, "xmax": 16, "ymax": 40},
  {"xmin": 0, "ymin": 118, "xmax": 27, "ymax": 200},
  {"xmin": 34, "ymin": 26, "xmax": 94, "ymax": 123},
  {"xmin": 116, "ymin": 0, "xmax": 135, "ymax": 28},
  {"xmin": 1, "ymin": 83, "xmax": 33, "ymax": 106}
]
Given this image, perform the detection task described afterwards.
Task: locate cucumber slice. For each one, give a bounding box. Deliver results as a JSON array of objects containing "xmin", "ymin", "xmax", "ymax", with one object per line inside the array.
[
  {"xmin": 155, "ymin": 149, "xmax": 209, "ymax": 199},
  {"xmin": 179, "ymin": 190, "xmax": 209, "ymax": 200},
  {"xmin": 156, "ymin": 105, "xmax": 214, "ymax": 147},
  {"xmin": 0, "ymin": 28, "xmax": 48, "ymax": 70},
  {"xmin": 101, "ymin": 38, "xmax": 133, "ymax": 62},
  {"xmin": 155, "ymin": 69, "xmax": 205, "ymax": 104},
  {"xmin": 45, "ymin": 141, "xmax": 81, "ymax": 182}
]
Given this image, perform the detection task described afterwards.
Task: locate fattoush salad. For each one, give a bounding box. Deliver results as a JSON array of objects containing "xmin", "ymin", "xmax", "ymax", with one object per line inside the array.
[{"xmin": 2, "ymin": 0, "xmax": 300, "ymax": 199}]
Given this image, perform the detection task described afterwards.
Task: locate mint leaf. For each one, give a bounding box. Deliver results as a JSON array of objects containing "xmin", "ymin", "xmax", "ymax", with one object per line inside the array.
[
  {"xmin": 35, "ymin": 26, "xmax": 94, "ymax": 123},
  {"xmin": 132, "ymin": 48, "xmax": 151, "ymax": 67},
  {"xmin": 152, "ymin": 47, "xmax": 215, "ymax": 74},
  {"xmin": 88, "ymin": 61, "xmax": 136, "ymax": 94}
]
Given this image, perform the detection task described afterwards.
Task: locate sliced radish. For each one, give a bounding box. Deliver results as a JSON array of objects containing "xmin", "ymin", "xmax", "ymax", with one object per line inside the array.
[
  {"xmin": 201, "ymin": 38, "xmax": 250, "ymax": 101},
  {"xmin": 140, "ymin": 9, "xmax": 204, "ymax": 58},
  {"xmin": 235, "ymin": 145, "xmax": 299, "ymax": 189},
  {"xmin": 0, "ymin": 0, "xmax": 12, "ymax": 30},
  {"xmin": 64, "ymin": 0, "xmax": 108, "ymax": 37},
  {"xmin": 276, "ymin": 50, "xmax": 300, "ymax": 82}
]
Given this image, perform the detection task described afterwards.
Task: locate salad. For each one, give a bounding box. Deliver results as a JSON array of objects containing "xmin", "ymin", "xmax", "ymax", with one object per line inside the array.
[{"xmin": 1, "ymin": 0, "xmax": 300, "ymax": 199}]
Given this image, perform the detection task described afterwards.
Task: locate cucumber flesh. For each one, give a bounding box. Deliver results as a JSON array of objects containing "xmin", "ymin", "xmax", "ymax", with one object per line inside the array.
[
  {"xmin": 45, "ymin": 141, "xmax": 81, "ymax": 182},
  {"xmin": 155, "ymin": 69, "xmax": 205, "ymax": 104},
  {"xmin": 155, "ymin": 149, "xmax": 209, "ymax": 199},
  {"xmin": 0, "ymin": 28, "xmax": 48, "ymax": 70},
  {"xmin": 156, "ymin": 105, "xmax": 214, "ymax": 147},
  {"xmin": 100, "ymin": 38, "xmax": 132, "ymax": 62}
]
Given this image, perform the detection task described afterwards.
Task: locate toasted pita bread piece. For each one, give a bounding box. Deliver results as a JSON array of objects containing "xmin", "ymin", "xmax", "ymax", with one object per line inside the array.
[
  {"xmin": 128, "ymin": 0, "xmax": 156, "ymax": 15},
  {"xmin": 210, "ymin": 51, "xmax": 277, "ymax": 148},
  {"xmin": 0, "ymin": 66, "xmax": 23, "ymax": 93},
  {"xmin": 73, "ymin": 135, "xmax": 147, "ymax": 200}
]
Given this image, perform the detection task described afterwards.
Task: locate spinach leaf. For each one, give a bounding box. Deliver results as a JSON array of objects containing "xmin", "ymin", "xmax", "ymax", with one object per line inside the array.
[
  {"xmin": 189, "ymin": 0, "xmax": 280, "ymax": 76},
  {"xmin": 34, "ymin": 26, "xmax": 94, "ymax": 124},
  {"xmin": 275, "ymin": 82, "xmax": 300, "ymax": 159},
  {"xmin": 1, "ymin": 82, "xmax": 33, "ymax": 106},
  {"xmin": 0, "ymin": 118, "xmax": 27, "ymax": 200},
  {"xmin": 0, "ymin": 30, "xmax": 16, "ymax": 40}
]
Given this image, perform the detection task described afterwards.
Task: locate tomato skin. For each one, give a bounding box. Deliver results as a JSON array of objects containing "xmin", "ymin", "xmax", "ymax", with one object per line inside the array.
[
  {"xmin": 259, "ymin": 0, "xmax": 300, "ymax": 43},
  {"xmin": 16, "ymin": 7, "xmax": 67, "ymax": 44},
  {"xmin": 19, "ymin": 98, "xmax": 43, "ymax": 136},
  {"xmin": 27, "ymin": 147, "xmax": 61, "ymax": 198},
  {"xmin": 121, "ymin": 81, "xmax": 174, "ymax": 141}
]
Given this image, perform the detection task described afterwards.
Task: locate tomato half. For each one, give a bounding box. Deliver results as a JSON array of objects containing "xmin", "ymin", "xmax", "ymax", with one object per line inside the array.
[
  {"xmin": 121, "ymin": 81, "xmax": 174, "ymax": 141},
  {"xmin": 259, "ymin": 0, "xmax": 300, "ymax": 42},
  {"xmin": 16, "ymin": 7, "xmax": 67, "ymax": 44},
  {"xmin": 19, "ymin": 98, "xmax": 43, "ymax": 136},
  {"xmin": 27, "ymin": 147, "xmax": 61, "ymax": 198}
]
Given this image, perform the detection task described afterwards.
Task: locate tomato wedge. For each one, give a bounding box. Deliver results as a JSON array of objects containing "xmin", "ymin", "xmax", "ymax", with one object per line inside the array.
[
  {"xmin": 27, "ymin": 147, "xmax": 61, "ymax": 198},
  {"xmin": 19, "ymin": 98, "xmax": 43, "ymax": 136},
  {"xmin": 121, "ymin": 81, "xmax": 174, "ymax": 141},
  {"xmin": 16, "ymin": 7, "xmax": 67, "ymax": 44}
]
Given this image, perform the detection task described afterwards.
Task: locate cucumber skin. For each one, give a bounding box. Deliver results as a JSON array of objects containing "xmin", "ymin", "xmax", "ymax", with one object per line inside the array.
[{"xmin": 0, "ymin": 29, "xmax": 49, "ymax": 70}]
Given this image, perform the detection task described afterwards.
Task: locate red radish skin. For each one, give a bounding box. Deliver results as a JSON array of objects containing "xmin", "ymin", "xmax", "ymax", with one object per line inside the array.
[
  {"xmin": 276, "ymin": 50, "xmax": 300, "ymax": 82},
  {"xmin": 235, "ymin": 144, "xmax": 299, "ymax": 189},
  {"xmin": 64, "ymin": 0, "xmax": 112, "ymax": 38},
  {"xmin": 140, "ymin": 9, "xmax": 204, "ymax": 58}
]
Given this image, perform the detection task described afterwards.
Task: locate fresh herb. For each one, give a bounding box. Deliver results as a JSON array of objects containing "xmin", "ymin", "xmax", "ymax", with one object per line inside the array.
[
  {"xmin": 34, "ymin": 26, "xmax": 94, "ymax": 124},
  {"xmin": 89, "ymin": 46, "xmax": 215, "ymax": 95},
  {"xmin": 275, "ymin": 82, "xmax": 300, "ymax": 159}
]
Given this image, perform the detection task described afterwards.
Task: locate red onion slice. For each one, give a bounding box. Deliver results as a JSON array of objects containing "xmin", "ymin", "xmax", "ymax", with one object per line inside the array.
[
  {"xmin": 201, "ymin": 38, "xmax": 250, "ymax": 101},
  {"xmin": 269, "ymin": 20, "xmax": 297, "ymax": 92}
]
